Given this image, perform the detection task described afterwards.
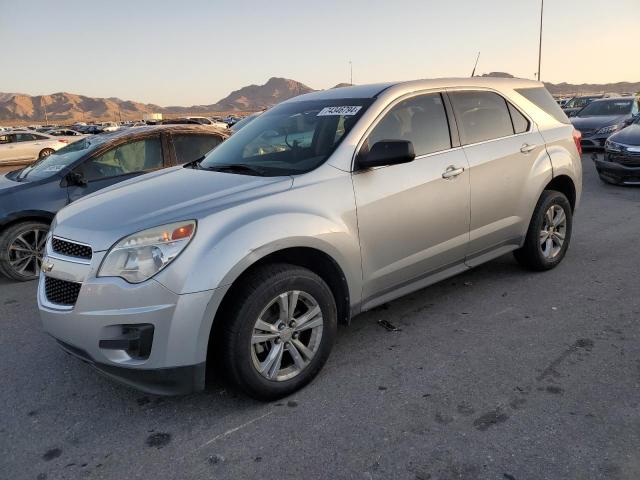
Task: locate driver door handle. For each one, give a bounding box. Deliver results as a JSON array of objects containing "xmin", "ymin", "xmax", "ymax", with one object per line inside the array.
[
  {"xmin": 442, "ymin": 165, "xmax": 465, "ymax": 179},
  {"xmin": 520, "ymin": 143, "xmax": 537, "ymax": 154}
]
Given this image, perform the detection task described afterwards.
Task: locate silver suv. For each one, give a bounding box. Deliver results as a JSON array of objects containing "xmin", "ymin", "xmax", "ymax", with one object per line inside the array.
[{"xmin": 38, "ymin": 78, "xmax": 582, "ymax": 400}]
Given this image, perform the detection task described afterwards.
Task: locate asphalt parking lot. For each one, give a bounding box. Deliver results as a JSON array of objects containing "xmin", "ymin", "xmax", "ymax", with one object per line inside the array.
[{"xmin": 1, "ymin": 153, "xmax": 639, "ymax": 480}]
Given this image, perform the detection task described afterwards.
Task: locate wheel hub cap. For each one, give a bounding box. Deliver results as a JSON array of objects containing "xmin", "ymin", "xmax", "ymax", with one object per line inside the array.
[
  {"xmin": 540, "ymin": 205, "xmax": 567, "ymax": 259},
  {"xmin": 250, "ymin": 290, "xmax": 323, "ymax": 382}
]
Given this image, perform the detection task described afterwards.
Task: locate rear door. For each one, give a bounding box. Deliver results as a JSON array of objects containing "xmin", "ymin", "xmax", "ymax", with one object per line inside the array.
[
  {"xmin": 168, "ymin": 132, "xmax": 224, "ymax": 165},
  {"xmin": 66, "ymin": 135, "xmax": 165, "ymax": 202},
  {"xmin": 13, "ymin": 133, "xmax": 40, "ymax": 161},
  {"xmin": 352, "ymin": 92, "xmax": 470, "ymax": 302},
  {"xmin": 447, "ymin": 89, "xmax": 549, "ymax": 264}
]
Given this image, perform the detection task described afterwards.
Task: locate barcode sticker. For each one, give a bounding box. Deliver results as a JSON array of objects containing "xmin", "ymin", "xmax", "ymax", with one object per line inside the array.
[{"xmin": 317, "ymin": 106, "xmax": 362, "ymax": 116}]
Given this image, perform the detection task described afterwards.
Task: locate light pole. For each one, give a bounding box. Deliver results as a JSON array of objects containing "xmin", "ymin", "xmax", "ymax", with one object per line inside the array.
[
  {"xmin": 349, "ymin": 60, "xmax": 353, "ymax": 85},
  {"xmin": 537, "ymin": 0, "xmax": 544, "ymax": 81}
]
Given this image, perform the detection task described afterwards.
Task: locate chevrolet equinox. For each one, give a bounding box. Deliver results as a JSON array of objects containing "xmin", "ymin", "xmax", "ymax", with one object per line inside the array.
[{"xmin": 38, "ymin": 78, "xmax": 582, "ymax": 400}]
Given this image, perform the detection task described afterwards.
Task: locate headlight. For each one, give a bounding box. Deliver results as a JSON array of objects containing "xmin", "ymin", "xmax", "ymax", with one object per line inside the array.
[
  {"xmin": 605, "ymin": 140, "xmax": 621, "ymax": 152},
  {"xmin": 98, "ymin": 220, "xmax": 196, "ymax": 283},
  {"xmin": 597, "ymin": 124, "xmax": 622, "ymax": 135}
]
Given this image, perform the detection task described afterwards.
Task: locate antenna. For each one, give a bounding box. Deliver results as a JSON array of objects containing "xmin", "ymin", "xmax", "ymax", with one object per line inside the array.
[{"xmin": 471, "ymin": 52, "xmax": 480, "ymax": 77}]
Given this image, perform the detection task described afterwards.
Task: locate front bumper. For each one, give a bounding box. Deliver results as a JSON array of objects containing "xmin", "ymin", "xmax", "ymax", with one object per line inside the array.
[
  {"xmin": 594, "ymin": 154, "xmax": 640, "ymax": 184},
  {"xmin": 37, "ymin": 241, "xmax": 227, "ymax": 395}
]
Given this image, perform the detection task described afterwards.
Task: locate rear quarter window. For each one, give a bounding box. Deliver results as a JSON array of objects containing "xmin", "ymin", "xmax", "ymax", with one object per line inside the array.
[{"xmin": 516, "ymin": 87, "xmax": 570, "ymax": 124}]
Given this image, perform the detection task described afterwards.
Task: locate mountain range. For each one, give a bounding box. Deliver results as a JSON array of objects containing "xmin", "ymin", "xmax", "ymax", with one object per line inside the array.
[{"xmin": 1, "ymin": 75, "xmax": 638, "ymax": 124}]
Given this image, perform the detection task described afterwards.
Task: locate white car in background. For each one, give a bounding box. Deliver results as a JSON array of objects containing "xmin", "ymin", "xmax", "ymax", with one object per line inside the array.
[
  {"xmin": 100, "ymin": 122, "xmax": 120, "ymax": 132},
  {"xmin": 185, "ymin": 116, "xmax": 228, "ymax": 129},
  {"xmin": 0, "ymin": 131, "xmax": 68, "ymax": 164}
]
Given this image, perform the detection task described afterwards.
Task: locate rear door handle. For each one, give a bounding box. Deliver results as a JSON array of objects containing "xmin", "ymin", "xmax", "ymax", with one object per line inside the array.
[
  {"xmin": 442, "ymin": 165, "xmax": 465, "ymax": 179},
  {"xmin": 520, "ymin": 143, "xmax": 537, "ymax": 154}
]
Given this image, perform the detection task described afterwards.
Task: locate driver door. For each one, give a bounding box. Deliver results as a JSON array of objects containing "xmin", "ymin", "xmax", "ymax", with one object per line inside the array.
[{"xmin": 66, "ymin": 136, "xmax": 164, "ymax": 203}]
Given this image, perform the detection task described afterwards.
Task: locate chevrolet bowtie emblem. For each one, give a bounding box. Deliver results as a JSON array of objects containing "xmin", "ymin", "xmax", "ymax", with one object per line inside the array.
[{"xmin": 42, "ymin": 261, "xmax": 54, "ymax": 273}]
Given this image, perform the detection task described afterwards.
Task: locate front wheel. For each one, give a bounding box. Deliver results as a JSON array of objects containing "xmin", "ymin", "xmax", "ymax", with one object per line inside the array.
[
  {"xmin": 514, "ymin": 190, "xmax": 572, "ymax": 271},
  {"xmin": 0, "ymin": 221, "xmax": 50, "ymax": 281},
  {"xmin": 219, "ymin": 264, "xmax": 337, "ymax": 400}
]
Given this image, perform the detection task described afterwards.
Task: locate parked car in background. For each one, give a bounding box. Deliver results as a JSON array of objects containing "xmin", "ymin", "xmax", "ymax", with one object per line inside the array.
[
  {"xmin": 571, "ymin": 97, "xmax": 639, "ymax": 148},
  {"xmin": 45, "ymin": 129, "xmax": 86, "ymax": 143},
  {"xmin": 0, "ymin": 131, "xmax": 68, "ymax": 164},
  {"xmin": 229, "ymin": 111, "xmax": 263, "ymax": 133},
  {"xmin": 0, "ymin": 125, "xmax": 228, "ymax": 281},
  {"xmin": 37, "ymin": 78, "xmax": 581, "ymax": 399},
  {"xmin": 101, "ymin": 122, "xmax": 120, "ymax": 132},
  {"xmin": 596, "ymin": 116, "xmax": 640, "ymax": 185},
  {"xmin": 184, "ymin": 116, "xmax": 228, "ymax": 129}
]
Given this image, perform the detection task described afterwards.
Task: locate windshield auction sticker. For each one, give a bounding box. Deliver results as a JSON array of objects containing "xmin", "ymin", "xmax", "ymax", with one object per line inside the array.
[{"xmin": 317, "ymin": 106, "xmax": 362, "ymax": 116}]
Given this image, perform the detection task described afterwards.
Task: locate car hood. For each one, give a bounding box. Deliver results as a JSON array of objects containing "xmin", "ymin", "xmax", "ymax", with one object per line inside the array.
[
  {"xmin": 571, "ymin": 115, "xmax": 628, "ymax": 131},
  {"xmin": 54, "ymin": 167, "xmax": 293, "ymax": 251},
  {"xmin": 608, "ymin": 123, "xmax": 640, "ymax": 146},
  {"xmin": 0, "ymin": 171, "xmax": 24, "ymax": 194}
]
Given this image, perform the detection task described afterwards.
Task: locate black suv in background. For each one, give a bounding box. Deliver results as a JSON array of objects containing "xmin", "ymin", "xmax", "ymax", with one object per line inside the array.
[{"xmin": 0, "ymin": 125, "xmax": 228, "ymax": 281}]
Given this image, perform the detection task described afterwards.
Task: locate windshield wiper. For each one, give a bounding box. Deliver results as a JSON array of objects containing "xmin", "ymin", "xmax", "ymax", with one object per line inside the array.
[
  {"xmin": 184, "ymin": 156, "xmax": 206, "ymax": 169},
  {"xmin": 203, "ymin": 163, "xmax": 267, "ymax": 176}
]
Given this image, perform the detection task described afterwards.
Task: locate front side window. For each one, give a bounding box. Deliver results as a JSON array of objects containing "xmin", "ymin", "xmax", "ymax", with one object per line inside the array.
[
  {"xmin": 77, "ymin": 137, "xmax": 162, "ymax": 182},
  {"xmin": 199, "ymin": 99, "xmax": 372, "ymax": 176},
  {"xmin": 366, "ymin": 93, "xmax": 451, "ymax": 157},
  {"xmin": 173, "ymin": 134, "xmax": 223, "ymax": 164},
  {"xmin": 577, "ymin": 100, "xmax": 634, "ymax": 117},
  {"xmin": 450, "ymin": 91, "xmax": 514, "ymax": 145},
  {"xmin": 15, "ymin": 135, "xmax": 111, "ymax": 182}
]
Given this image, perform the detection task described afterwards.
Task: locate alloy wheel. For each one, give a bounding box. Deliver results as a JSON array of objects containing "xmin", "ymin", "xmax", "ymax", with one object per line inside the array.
[
  {"xmin": 250, "ymin": 290, "xmax": 323, "ymax": 381},
  {"xmin": 539, "ymin": 205, "xmax": 567, "ymax": 259},
  {"xmin": 7, "ymin": 228, "xmax": 48, "ymax": 278}
]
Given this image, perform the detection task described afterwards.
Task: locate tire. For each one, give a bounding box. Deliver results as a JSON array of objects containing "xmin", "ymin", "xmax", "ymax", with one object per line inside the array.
[
  {"xmin": 38, "ymin": 148, "xmax": 55, "ymax": 158},
  {"xmin": 0, "ymin": 220, "xmax": 50, "ymax": 281},
  {"xmin": 219, "ymin": 263, "xmax": 337, "ymax": 400},
  {"xmin": 514, "ymin": 190, "xmax": 572, "ymax": 271}
]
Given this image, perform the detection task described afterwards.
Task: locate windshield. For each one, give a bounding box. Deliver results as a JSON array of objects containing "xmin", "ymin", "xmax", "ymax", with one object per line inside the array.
[
  {"xmin": 199, "ymin": 99, "xmax": 372, "ymax": 176},
  {"xmin": 16, "ymin": 136, "xmax": 108, "ymax": 182},
  {"xmin": 577, "ymin": 100, "xmax": 633, "ymax": 117},
  {"xmin": 566, "ymin": 97, "xmax": 598, "ymax": 109}
]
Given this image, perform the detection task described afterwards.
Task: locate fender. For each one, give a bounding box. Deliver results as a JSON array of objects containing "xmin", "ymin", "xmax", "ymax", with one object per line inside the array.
[{"xmin": 0, "ymin": 210, "xmax": 55, "ymax": 229}]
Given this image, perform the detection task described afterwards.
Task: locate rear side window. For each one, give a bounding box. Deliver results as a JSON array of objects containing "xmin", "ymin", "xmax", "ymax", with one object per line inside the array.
[
  {"xmin": 367, "ymin": 92, "xmax": 451, "ymax": 156},
  {"xmin": 78, "ymin": 137, "xmax": 163, "ymax": 181},
  {"xmin": 508, "ymin": 103, "xmax": 530, "ymax": 134},
  {"xmin": 172, "ymin": 134, "xmax": 223, "ymax": 164},
  {"xmin": 516, "ymin": 87, "xmax": 570, "ymax": 124},
  {"xmin": 15, "ymin": 133, "xmax": 37, "ymax": 142},
  {"xmin": 449, "ymin": 91, "xmax": 514, "ymax": 145}
]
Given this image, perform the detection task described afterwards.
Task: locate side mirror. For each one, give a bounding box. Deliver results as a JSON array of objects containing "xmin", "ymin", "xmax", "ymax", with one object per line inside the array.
[
  {"xmin": 66, "ymin": 171, "xmax": 87, "ymax": 187},
  {"xmin": 358, "ymin": 140, "xmax": 416, "ymax": 169}
]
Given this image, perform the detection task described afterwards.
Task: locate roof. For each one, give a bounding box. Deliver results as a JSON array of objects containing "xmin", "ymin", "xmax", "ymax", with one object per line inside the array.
[
  {"xmin": 96, "ymin": 124, "xmax": 230, "ymax": 142},
  {"xmin": 290, "ymin": 77, "xmax": 543, "ymax": 102}
]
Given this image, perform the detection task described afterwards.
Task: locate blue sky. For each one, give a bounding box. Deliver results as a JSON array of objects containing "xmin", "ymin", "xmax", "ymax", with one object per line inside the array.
[{"xmin": 1, "ymin": 0, "xmax": 637, "ymax": 106}]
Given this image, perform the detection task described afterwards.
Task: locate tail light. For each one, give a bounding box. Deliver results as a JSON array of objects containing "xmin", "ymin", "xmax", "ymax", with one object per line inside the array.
[
  {"xmin": 58, "ymin": 139, "xmax": 69, "ymax": 144},
  {"xmin": 572, "ymin": 129, "xmax": 582, "ymax": 155}
]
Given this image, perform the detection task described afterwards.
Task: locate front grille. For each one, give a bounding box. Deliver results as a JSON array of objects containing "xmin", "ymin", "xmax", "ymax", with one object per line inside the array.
[
  {"xmin": 52, "ymin": 237, "xmax": 92, "ymax": 260},
  {"xmin": 45, "ymin": 277, "xmax": 81, "ymax": 306}
]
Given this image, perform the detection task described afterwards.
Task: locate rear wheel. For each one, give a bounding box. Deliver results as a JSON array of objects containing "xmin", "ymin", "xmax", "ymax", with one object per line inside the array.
[
  {"xmin": 219, "ymin": 263, "xmax": 337, "ymax": 400},
  {"xmin": 38, "ymin": 148, "xmax": 55, "ymax": 158},
  {"xmin": 514, "ymin": 190, "xmax": 572, "ymax": 271},
  {"xmin": 0, "ymin": 221, "xmax": 50, "ymax": 281}
]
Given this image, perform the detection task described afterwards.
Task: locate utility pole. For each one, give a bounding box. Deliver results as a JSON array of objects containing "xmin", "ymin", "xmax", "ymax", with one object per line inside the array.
[
  {"xmin": 349, "ymin": 60, "xmax": 353, "ymax": 85},
  {"xmin": 42, "ymin": 97, "xmax": 49, "ymax": 124},
  {"xmin": 537, "ymin": 0, "xmax": 544, "ymax": 81}
]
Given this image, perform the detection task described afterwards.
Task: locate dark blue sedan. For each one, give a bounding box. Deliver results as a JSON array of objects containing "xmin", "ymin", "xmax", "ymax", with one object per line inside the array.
[{"xmin": 0, "ymin": 125, "xmax": 227, "ymax": 281}]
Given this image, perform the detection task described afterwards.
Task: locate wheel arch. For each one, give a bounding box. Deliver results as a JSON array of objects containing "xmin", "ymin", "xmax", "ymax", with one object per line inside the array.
[
  {"xmin": 545, "ymin": 175, "xmax": 576, "ymax": 211},
  {"xmin": 205, "ymin": 246, "xmax": 352, "ymax": 377},
  {"xmin": 0, "ymin": 211, "xmax": 54, "ymax": 232}
]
